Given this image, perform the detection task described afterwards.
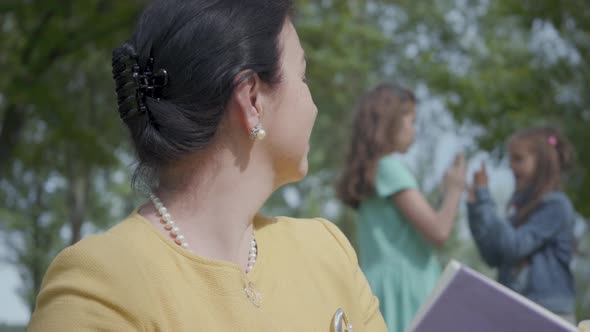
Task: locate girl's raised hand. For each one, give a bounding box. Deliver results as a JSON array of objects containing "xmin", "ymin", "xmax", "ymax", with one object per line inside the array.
[
  {"xmin": 468, "ymin": 161, "xmax": 488, "ymax": 202},
  {"xmin": 474, "ymin": 161, "xmax": 488, "ymax": 188},
  {"xmin": 444, "ymin": 153, "xmax": 467, "ymax": 193}
]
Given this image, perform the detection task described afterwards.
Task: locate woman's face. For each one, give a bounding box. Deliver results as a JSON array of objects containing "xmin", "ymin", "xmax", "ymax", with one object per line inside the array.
[{"xmin": 262, "ymin": 21, "xmax": 317, "ymax": 186}]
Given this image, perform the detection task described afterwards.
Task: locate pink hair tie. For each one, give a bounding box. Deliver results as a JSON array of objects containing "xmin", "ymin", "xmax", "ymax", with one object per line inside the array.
[{"xmin": 548, "ymin": 135, "xmax": 558, "ymax": 146}]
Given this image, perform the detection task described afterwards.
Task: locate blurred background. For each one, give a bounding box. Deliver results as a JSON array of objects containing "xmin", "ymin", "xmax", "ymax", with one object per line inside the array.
[{"xmin": 0, "ymin": 0, "xmax": 588, "ymax": 330}]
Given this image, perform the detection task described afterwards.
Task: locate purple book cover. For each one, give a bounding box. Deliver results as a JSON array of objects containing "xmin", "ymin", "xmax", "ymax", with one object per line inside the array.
[{"xmin": 407, "ymin": 261, "xmax": 577, "ymax": 332}]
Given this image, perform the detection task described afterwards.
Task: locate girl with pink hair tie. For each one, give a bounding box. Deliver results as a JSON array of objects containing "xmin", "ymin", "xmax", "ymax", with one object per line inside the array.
[{"xmin": 468, "ymin": 126, "xmax": 578, "ymax": 324}]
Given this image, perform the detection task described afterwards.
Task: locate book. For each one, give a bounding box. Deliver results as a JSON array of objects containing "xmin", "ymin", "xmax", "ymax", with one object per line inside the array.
[{"xmin": 406, "ymin": 260, "xmax": 577, "ymax": 332}]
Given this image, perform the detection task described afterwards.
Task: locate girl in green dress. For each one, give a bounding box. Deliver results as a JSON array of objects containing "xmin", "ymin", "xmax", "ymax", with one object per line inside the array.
[{"xmin": 337, "ymin": 83, "xmax": 466, "ymax": 332}]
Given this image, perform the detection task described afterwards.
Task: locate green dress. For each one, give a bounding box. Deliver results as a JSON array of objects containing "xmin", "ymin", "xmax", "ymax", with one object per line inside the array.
[{"xmin": 357, "ymin": 155, "xmax": 441, "ymax": 332}]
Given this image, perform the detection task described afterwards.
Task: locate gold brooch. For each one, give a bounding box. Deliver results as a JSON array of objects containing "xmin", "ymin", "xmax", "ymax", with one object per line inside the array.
[{"xmin": 331, "ymin": 308, "xmax": 353, "ymax": 332}]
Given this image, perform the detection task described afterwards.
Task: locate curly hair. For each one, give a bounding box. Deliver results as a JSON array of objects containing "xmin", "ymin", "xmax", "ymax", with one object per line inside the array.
[{"xmin": 337, "ymin": 83, "xmax": 416, "ymax": 209}]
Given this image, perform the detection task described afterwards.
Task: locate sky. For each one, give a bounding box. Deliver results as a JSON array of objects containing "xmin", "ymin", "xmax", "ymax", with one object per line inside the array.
[{"xmin": 0, "ymin": 245, "xmax": 30, "ymax": 325}]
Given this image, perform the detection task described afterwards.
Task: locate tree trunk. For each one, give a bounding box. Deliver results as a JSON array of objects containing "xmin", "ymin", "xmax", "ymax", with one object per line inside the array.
[
  {"xmin": 69, "ymin": 173, "xmax": 89, "ymax": 245},
  {"xmin": 28, "ymin": 182, "xmax": 47, "ymax": 314},
  {"xmin": 0, "ymin": 104, "xmax": 26, "ymax": 174}
]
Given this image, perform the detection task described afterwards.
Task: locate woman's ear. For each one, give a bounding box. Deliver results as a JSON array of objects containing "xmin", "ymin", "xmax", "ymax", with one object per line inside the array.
[{"xmin": 231, "ymin": 71, "xmax": 263, "ymax": 136}]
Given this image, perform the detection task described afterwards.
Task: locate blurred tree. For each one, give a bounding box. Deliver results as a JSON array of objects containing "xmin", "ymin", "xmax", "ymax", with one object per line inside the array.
[
  {"xmin": 0, "ymin": 53, "xmax": 137, "ymax": 312},
  {"xmin": 0, "ymin": 167, "xmax": 65, "ymax": 314},
  {"xmin": 384, "ymin": 0, "xmax": 589, "ymax": 215},
  {"xmin": 0, "ymin": 0, "xmax": 142, "ymax": 313},
  {"xmin": 296, "ymin": 0, "xmax": 390, "ymax": 171},
  {"xmin": 0, "ymin": 1, "xmax": 141, "ymax": 171}
]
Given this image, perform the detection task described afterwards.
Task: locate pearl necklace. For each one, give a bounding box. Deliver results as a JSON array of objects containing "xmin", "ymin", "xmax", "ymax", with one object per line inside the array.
[{"xmin": 149, "ymin": 193, "xmax": 258, "ymax": 273}]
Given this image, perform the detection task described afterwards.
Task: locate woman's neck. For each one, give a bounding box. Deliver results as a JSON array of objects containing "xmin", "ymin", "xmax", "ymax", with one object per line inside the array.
[{"xmin": 140, "ymin": 148, "xmax": 275, "ymax": 270}]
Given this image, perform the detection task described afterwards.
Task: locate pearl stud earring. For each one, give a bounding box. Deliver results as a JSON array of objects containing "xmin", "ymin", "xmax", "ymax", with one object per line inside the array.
[{"xmin": 250, "ymin": 124, "xmax": 266, "ymax": 140}]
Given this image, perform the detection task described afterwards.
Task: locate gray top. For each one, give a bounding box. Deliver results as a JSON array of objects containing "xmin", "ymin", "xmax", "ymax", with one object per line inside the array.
[{"xmin": 467, "ymin": 188, "xmax": 576, "ymax": 314}]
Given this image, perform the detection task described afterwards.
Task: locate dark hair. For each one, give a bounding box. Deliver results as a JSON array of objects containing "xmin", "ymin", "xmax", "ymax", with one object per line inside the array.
[
  {"xmin": 509, "ymin": 126, "xmax": 575, "ymax": 224},
  {"xmin": 337, "ymin": 83, "xmax": 416, "ymax": 209},
  {"xmin": 112, "ymin": 0, "xmax": 293, "ymax": 189}
]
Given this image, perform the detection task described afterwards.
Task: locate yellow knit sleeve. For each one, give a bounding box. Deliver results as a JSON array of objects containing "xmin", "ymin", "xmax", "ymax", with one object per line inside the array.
[
  {"xmin": 28, "ymin": 235, "xmax": 144, "ymax": 331},
  {"xmin": 316, "ymin": 218, "xmax": 387, "ymax": 331}
]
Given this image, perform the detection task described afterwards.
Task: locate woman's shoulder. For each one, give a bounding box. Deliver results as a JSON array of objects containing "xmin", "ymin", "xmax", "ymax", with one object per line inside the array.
[
  {"xmin": 37, "ymin": 214, "xmax": 156, "ymax": 298},
  {"xmin": 257, "ymin": 215, "xmax": 358, "ymax": 263},
  {"xmin": 30, "ymin": 215, "xmax": 153, "ymax": 330},
  {"xmin": 68, "ymin": 213, "xmax": 147, "ymax": 250},
  {"xmin": 259, "ymin": 215, "xmax": 344, "ymax": 239},
  {"xmin": 45, "ymin": 214, "xmax": 154, "ymax": 282}
]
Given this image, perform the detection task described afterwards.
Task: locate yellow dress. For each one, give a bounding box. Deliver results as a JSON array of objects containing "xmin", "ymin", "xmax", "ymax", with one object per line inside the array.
[{"xmin": 29, "ymin": 212, "xmax": 386, "ymax": 331}]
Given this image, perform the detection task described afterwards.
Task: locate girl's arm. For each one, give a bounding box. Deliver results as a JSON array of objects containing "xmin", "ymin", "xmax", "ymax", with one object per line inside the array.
[
  {"xmin": 468, "ymin": 187, "xmax": 573, "ymax": 265},
  {"xmin": 390, "ymin": 154, "xmax": 466, "ymax": 247},
  {"xmin": 467, "ymin": 187, "xmax": 503, "ymax": 266},
  {"xmin": 392, "ymin": 186, "xmax": 463, "ymax": 247}
]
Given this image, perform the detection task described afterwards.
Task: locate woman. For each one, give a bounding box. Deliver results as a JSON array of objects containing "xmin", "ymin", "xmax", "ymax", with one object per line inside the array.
[{"xmin": 28, "ymin": 1, "xmax": 386, "ymax": 331}]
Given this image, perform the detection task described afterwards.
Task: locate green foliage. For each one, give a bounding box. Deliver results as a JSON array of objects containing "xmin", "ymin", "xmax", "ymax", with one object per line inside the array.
[
  {"xmin": 0, "ymin": 0, "xmax": 141, "ymax": 312},
  {"xmin": 296, "ymin": 0, "xmax": 389, "ymax": 171},
  {"xmin": 388, "ymin": 0, "xmax": 589, "ymax": 215}
]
